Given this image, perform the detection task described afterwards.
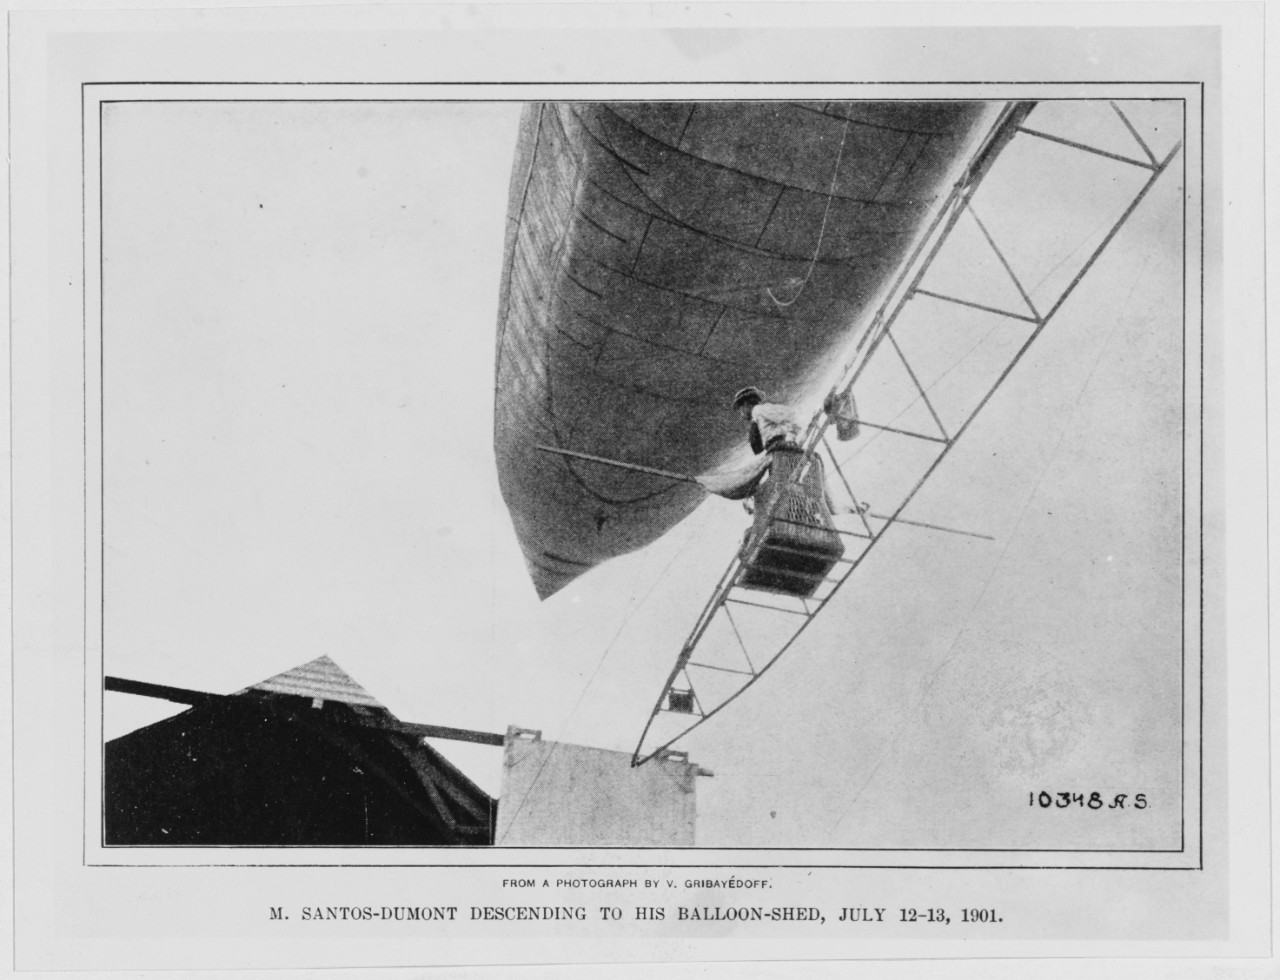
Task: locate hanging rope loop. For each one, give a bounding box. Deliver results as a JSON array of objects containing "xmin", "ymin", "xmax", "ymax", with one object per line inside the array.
[{"xmin": 766, "ymin": 116, "xmax": 852, "ymax": 309}]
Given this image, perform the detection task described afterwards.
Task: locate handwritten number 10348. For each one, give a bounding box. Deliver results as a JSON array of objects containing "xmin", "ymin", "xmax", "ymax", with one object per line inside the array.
[{"xmin": 1029, "ymin": 791, "xmax": 1148, "ymax": 810}]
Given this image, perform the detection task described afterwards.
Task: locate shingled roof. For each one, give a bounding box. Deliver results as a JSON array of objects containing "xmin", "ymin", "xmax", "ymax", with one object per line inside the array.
[
  {"xmin": 240, "ymin": 654, "xmax": 385, "ymax": 709},
  {"xmin": 106, "ymin": 656, "xmax": 496, "ymax": 846}
]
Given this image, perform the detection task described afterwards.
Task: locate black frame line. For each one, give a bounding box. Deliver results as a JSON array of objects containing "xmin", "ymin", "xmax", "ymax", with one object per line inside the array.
[
  {"xmin": 80, "ymin": 83, "xmax": 1203, "ymax": 869},
  {"xmin": 83, "ymin": 81, "xmax": 1205, "ymax": 87}
]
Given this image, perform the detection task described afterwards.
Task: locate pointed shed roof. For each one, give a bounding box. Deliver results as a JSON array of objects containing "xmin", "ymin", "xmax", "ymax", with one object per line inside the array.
[{"xmin": 241, "ymin": 655, "xmax": 385, "ymax": 710}]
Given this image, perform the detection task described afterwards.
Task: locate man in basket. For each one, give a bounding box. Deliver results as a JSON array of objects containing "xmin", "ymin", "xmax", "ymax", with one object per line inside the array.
[{"xmin": 723, "ymin": 386, "xmax": 861, "ymax": 597}]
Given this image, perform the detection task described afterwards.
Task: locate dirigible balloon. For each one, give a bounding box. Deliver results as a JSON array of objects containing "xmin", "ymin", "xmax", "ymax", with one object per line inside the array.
[{"xmin": 494, "ymin": 102, "xmax": 1000, "ymax": 599}]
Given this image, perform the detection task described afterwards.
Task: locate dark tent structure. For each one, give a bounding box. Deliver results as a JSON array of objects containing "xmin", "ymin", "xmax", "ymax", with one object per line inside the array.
[{"xmin": 104, "ymin": 656, "xmax": 497, "ymax": 846}]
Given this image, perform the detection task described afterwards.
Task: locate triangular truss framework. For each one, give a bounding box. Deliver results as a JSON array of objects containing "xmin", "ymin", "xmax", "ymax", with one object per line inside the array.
[{"xmin": 633, "ymin": 100, "xmax": 1182, "ymax": 766}]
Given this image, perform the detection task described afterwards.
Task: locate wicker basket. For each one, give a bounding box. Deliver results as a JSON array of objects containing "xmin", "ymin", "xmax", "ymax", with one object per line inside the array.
[{"xmin": 738, "ymin": 447, "xmax": 844, "ymax": 598}]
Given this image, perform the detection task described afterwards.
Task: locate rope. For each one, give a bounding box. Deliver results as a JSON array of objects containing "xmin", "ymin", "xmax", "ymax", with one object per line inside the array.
[
  {"xmin": 495, "ymin": 522, "xmax": 704, "ymax": 843},
  {"xmin": 766, "ymin": 117, "xmax": 852, "ymax": 309}
]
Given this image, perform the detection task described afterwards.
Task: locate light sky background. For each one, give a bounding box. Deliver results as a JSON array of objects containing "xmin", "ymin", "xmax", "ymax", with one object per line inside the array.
[{"xmin": 101, "ymin": 98, "xmax": 1186, "ymax": 849}]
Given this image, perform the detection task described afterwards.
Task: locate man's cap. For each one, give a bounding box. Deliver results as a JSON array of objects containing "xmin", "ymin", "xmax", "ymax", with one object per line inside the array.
[{"xmin": 731, "ymin": 386, "xmax": 766, "ymax": 409}]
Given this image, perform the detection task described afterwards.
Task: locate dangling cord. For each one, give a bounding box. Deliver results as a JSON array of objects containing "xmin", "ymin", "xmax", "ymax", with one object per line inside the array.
[{"xmin": 766, "ymin": 116, "xmax": 851, "ymax": 309}]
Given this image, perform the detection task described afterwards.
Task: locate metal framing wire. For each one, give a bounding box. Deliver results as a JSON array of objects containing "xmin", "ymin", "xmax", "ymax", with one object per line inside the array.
[{"xmin": 631, "ymin": 104, "xmax": 1182, "ymax": 766}]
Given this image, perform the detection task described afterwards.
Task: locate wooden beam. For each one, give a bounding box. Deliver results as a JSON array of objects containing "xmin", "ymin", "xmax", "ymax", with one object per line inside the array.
[
  {"xmin": 105, "ymin": 676, "xmax": 216, "ymax": 705},
  {"xmin": 106, "ymin": 676, "xmax": 507, "ymax": 746}
]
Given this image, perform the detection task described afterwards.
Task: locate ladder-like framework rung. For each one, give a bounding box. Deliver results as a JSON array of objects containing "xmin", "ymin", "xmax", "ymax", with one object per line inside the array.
[
  {"xmin": 725, "ymin": 594, "xmax": 811, "ymax": 617},
  {"xmin": 685, "ymin": 661, "xmax": 755, "ymax": 677},
  {"xmin": 912, "ymin": 287, "xmax": 1042, "ymax": 324}
]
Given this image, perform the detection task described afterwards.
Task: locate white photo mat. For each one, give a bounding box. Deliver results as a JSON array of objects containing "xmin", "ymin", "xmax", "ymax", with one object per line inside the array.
[{"xmin": 6, "ymin": 4, "xmax": 1269, "ymax": 974}]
